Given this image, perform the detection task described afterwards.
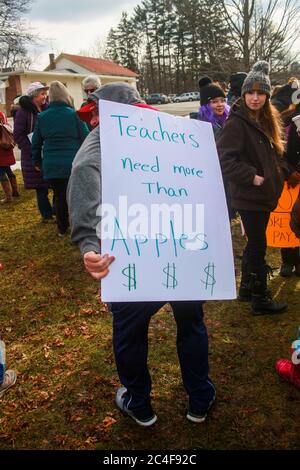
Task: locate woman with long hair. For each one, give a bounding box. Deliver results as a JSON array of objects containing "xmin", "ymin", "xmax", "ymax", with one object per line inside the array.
[
  {"xmin": 217, "ymin": 61, "xmax": 288, "ymax": 315},
  {"xmin": 31, "ymin": 81, "xmax": 89, "ymax": 237}
]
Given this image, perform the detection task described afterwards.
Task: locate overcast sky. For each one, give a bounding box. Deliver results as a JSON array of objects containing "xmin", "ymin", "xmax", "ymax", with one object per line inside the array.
[
  {"xmin": 26, "ymin": 0, "xmax": 300, "ymax": 70},
  {"xmin": 26, "ymin": 0, "xmax": 140, "ymax": 69}
]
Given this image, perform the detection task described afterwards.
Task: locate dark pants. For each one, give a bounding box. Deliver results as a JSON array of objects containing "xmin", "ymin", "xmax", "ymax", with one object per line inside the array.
[
  {"xmin": 0, "ymin": 166, "xmax": 15, "ymax": 182},
  {"xmin": 36, "ymin": 188, "xmax": 53, "ymax": 220},
  {"xmin": 281, "ymin": 247, "xmax": 300, "ymax": 267},
  {"xmin": 239, "ymin": 210, "xmax": 270, "ymax": 272},
  {"xmin": 110, "ymin": 301, "xmax": 215, "ymax": 419},
  {"xmin": 49, "ymin": 178, "xmax": 69, "ymax": 234}
]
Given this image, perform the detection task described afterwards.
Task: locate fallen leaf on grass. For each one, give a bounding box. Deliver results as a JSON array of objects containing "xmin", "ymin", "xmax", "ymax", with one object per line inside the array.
[
  {"xmin": 5, "ymin": 402, "xmax": 18, "ymax": 411},
  {"xmin": 80, "ymin": 307, "xmax": 99, "ymax": 316},
  {"xmin": 101, "ymin": 416, "xmax": 117, "ymax": 429},
  {"xmin": 59, "ymin": 287, "xmax": 68, "ymax": 297},
  {"xmin": 63, "ymin": 327, "xmax": 76, "ymax": 338},
  {"xmin": 43, "ymin": 344, "xmax": 51, "ymax": 358},
  {"xmin": 52, "ymin": 338, "xmax": 65, "ymax": 348},
  {"xmin": 85, "ymin": 436, "xmax": 98, "ymax": 445},
  {"xmin": 52, "ymin": 367, "xmax": 64, "ymax": 375},
  {"xmin": 36, "ymin": 391, "xmax": 50, "ymax": 401},
  {"xmin": 80, "ymin": 370, "xmax": 90, "ymax": 376},
  {"xmin": 70, "ymin": 414, "xmax": 84, "ymax": 423}
]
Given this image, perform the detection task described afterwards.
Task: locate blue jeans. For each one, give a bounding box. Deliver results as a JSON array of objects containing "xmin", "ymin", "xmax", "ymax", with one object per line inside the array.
[
  {"xmin": 35, "ymin": 188, "xmax": 53, "ymax": 219},
  {"xmin": 110, "ymin": 301, "xmax": 215, "ymax": 419}
]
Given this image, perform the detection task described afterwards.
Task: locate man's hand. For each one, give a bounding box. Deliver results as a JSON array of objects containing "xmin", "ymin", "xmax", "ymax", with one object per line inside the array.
[
  {"xmin": 253, "ymin": 175, "xmax": 265, "ymax": 186},
  {"xmin": 287, "ymin": 171, "xmax": 300, "ymax": 189},
  {"xmin": 83, "ymin": 252, "xmax": 115, "ymax": 280}
]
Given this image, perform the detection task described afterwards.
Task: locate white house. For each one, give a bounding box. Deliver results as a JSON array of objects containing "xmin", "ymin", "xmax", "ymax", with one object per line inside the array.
[{"xmin": 0, "ymin": 53, "xmax": 139, "ymax": 115}]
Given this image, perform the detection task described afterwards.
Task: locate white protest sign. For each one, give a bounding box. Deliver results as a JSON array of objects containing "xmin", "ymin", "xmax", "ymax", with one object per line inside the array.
[{"xmin": 99, "ymin": 100, "xmax": 236, "ymax": 302}]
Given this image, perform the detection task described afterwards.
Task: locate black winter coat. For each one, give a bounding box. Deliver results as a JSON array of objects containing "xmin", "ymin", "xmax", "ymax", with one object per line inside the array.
[
  {"xmin": 217, "ymin": 102, "xmax": 286, "ymax": 212},
  {"xmin": 291, "ymin": 195, "xmax": 300, "ymax": 238},
  {"xmin": 285, "ymin": 105, "xmax": 300, "ymax": 172}
]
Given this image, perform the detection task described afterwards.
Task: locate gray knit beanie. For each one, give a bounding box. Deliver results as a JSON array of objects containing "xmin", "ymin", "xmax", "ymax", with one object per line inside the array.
[{"xmin": 241, "ymin": 61, "xmax": 271, "ymax": 96}]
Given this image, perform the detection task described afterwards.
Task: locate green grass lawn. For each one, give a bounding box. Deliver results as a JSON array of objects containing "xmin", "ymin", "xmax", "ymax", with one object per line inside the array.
[{"xmin": 0, "ymin": 171, "xmax": 300, "ymax": 450}]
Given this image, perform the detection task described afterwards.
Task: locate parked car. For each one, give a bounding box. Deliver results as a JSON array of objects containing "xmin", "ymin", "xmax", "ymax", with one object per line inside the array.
[
  {"xmin": 174, "ymin": 92, "xmax": 200, "ymax": 103},
  {"xmin": 145, "ymin": 93, "xmax": 169, "ymax": 105},
  {"xmin": 168, "ymin": 94, "xmax": 177, "ymax": 102}
]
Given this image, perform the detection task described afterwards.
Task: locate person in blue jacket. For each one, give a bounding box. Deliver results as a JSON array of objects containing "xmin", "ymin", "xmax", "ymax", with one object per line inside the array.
[{"xmin": 32, "ymin": 81, "xmax": 89, "ymax": 237}]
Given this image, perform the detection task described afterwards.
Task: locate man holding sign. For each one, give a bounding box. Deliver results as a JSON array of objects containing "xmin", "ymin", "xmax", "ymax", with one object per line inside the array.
[{"xmin": 68, "ymin": 83, "xmax": 235, "ymax": 426}]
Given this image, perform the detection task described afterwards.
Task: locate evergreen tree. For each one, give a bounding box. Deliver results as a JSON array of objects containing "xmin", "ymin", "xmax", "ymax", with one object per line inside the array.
[
  {"xmin": 105, "ymin": 0, "xmax": 239, "ymax": 93},
  {"xmin": 105, "ymin": 28, "xmax": 120, "ymax": 63}
]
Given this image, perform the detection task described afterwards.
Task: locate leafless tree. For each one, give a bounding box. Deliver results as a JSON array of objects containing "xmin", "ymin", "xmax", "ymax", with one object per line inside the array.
[
  {"xmin": 0, "ymin": 0, "xmax": 35, "ymax": 69},
  {"xmin": 78, "ymin": 36, "xmax": 107, "ymax": 59},
  {"xmin": 220, "ymin": 0, "xmax": 300, "ymax": 71}
]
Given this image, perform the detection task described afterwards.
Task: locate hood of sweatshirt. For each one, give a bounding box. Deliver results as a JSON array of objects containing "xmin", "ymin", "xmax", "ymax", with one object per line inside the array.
[{"xmin": 88, "ymin": 82, "xmax": 143, "ymax": 107}]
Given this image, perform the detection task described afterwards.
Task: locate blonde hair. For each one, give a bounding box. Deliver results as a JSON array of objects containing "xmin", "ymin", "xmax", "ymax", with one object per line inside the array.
[{"xmin": 49, "ymin": 81, "xmax": 74, "ymax": 108}]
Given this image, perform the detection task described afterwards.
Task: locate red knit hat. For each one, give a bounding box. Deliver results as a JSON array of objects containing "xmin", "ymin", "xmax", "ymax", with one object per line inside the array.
[{"xmin": 77, "ymin": 101, "xmax": 97, "ymax": 123}]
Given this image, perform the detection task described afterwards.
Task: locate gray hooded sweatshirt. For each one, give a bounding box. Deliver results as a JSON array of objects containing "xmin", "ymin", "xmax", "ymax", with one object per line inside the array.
[{"xmin": 67, "ymin": 82, "xmax": 143, "ymax": 255}]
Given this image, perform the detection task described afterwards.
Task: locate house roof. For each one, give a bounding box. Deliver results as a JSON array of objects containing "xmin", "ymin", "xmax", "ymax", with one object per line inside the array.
[{"xmin": 45, "ymin": 53, "xmax": 138, "ymax": 78}]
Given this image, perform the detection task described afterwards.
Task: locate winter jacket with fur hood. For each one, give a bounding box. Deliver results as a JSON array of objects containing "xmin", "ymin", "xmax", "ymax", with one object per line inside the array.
[
  {"xmin": 217, "ymin": 100, "xmax": 286, "ymax": 212},
  {"xmin": 13, "ymin": 96, "xmax": 49, "ymax": 189}
]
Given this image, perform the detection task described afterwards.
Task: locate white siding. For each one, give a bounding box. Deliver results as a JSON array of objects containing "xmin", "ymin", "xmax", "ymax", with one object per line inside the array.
[
  {"xmin": 21, "ymin": 74, "xmax": 86, "ymax": 108},
  {"xmin": 55, "ymin": 58, "xmax": 91, "ymax": 75}
]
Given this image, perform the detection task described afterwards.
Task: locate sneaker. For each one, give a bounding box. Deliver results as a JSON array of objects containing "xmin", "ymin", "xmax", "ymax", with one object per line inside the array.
[
  {"xmin": 57, "ymin": 232, "xmax": 67, "ymax": 238},
  {"xmin": 279, "ymin": 263, "xmax": 294, "ymax": 277},
  {"xmin": 115, "ymin": 387, "xmax": 157, "ymax": 427},
  {"xmin": 186, "ymin": 394, "xmax": 216, "ymax": 423},
  {"xmin": 0, "ymin": 370, "xmax": 17, "ymax": 398},
  {"xmin": 276, "ymin": 359, "xmax": 300, "ymax": 389}
]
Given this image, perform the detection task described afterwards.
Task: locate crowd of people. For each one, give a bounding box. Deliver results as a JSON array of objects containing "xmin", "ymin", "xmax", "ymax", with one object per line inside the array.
[{"xmin": 0, "ymin": 66, "xmax": 299, "ymax": 426}]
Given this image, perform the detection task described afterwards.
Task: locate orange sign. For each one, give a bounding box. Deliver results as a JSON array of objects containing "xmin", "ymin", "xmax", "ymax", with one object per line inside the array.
[{"xmin": 266, "ymin": 182, "xmax": 300, "ymax": 247}]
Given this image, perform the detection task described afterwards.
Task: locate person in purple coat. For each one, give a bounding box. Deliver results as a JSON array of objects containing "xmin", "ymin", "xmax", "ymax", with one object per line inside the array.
[{"xmin": 13, "ymin": 82, "xmax": 54, "ymax": 222}]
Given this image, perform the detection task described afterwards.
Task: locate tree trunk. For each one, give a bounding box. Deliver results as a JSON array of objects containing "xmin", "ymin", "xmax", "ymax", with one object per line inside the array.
[{"xmin": 243, "ymin": 0, "xmax": 250, "ymax": 69}]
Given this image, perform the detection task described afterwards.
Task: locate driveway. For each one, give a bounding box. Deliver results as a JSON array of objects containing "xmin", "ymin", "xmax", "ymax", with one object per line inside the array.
[{"xmin": 155, "ymin": 101, "xmax": 199, "ymax": 116}]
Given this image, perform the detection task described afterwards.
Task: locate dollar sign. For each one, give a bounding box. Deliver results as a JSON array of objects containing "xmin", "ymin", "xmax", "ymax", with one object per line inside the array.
[
  {"xmin": 201, "ymin": 262, "xmax": 216, "ymax": 296},
  {"xmin": 122, "ymin": 264, "xmax": 137, "ymax": 291},
  {"xmin": 163, "ymin": 263, "xmax": 178, "ymax": 289}
]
